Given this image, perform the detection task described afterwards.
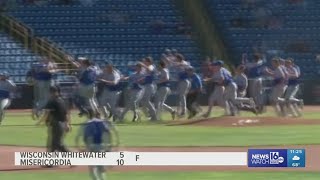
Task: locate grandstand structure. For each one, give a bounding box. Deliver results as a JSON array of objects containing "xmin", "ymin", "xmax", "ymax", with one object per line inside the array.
[
  {"xmin": 0, "ymin": 0, "xmax": 320, "ymax": 82},
  {"xmin": 0, "ymin": 31, "xmax": 39, "ymax": 83},
  {"xmin": 206, "ymin": 0, "xmax": 320, "ymax": 78},
  {"xmin": 3, "ymin": 0, "xmax": 201, "ymax": 76}
]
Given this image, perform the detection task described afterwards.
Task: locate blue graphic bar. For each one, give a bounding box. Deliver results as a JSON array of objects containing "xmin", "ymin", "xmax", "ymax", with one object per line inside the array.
[{"xmin": 248, "ymin": 149, "xmax": 305, "ymax": 168}]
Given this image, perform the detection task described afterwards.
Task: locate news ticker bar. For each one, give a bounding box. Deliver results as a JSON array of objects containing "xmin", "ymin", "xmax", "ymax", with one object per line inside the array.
[{"xmin": 14, "ymin": 149, "xmax": 306, "ymax": 167}]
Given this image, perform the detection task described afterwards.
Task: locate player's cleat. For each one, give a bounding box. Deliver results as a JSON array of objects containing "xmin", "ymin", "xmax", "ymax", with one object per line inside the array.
[
  {"xmin": 31, "ymin": 110, "xmax": 38, "ymax": 120},
  {"xmin": 188, "ymin": 111, "xmax": 197, "ymax": 119},
  {"xmin": 132, "ymin": 114, "xmax": 139, "ymax": 122},
  {"xmin": 298, "ymin": 100, "xmax": 304, "ymax": 110},
  {"xmin": 249, "ymin": 98, "xmax": 256, "ymax": 108},
  {"xmin": 171, "ymin": 110, "xmax": 176, "ymax": 120},
  {"xmin": 178, "ymin": 112, "xmax": 186, "ymax": 118},
  {"xmin": 202, "ymin": 113, "xmax": 209, "ymax": 118},
  {"xmin": 78, "ymin": 112, "xmax": 84, "ymax": 117},
  {"xmin": 108, "ymin": 112, "xmax": 113, "ymax": 119},
  {"xmin": 251, "ymin": 107, "xmax": 259, "ymax": 115}
]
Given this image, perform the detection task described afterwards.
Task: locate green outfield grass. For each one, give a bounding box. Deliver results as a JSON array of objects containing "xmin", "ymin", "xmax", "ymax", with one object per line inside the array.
[
  {"xmin": 1, "ymin": 110, "xmax": 320, "ymax": 147},
  {"xmin": 1, "ymin": 110, "xmax": 319, "ymax": 180},
  {"xmin": 1, "ymin": 172, "xmax": 320, "ymax": 180}
]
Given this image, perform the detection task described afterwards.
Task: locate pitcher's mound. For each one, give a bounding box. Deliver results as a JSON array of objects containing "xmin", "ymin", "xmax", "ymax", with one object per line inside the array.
[{"xmin": 168, "ymin": 116, "xmax": 320, "ymax": 127}]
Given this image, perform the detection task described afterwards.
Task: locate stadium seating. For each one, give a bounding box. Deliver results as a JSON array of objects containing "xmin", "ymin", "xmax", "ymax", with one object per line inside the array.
[
  {"xmin": 8, "ymin": 0, "xmax": 201, "ymax": 70},
  {"xmin": 0, "ymin": 32, "xmax": 41, "ymax": 83},
  {"xmin": 206, "ymin": 0, "xmax": 320, "ymax": 78}
]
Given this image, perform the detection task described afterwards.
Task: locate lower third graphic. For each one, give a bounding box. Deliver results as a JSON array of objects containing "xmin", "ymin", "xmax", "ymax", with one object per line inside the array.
[{"xmin": 248, "ymin": 149, "xmax": 287, "ymax": 167}]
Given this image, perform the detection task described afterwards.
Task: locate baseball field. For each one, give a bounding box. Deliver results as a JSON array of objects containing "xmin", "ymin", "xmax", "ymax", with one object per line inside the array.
[{"xmin": 1, "ymin": 106, "xmax": 320, "ymax": 180}]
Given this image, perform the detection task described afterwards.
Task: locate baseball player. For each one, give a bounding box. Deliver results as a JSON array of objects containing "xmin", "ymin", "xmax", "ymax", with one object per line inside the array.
[
  {"xmin": 0, "ymin": 72, "xmax": 16, "ymax": 124},
  {"xmin": 202, "ymin": 61, "xmax": 227, "ymax": 118},
  {"xmin": 77, "ymin": 58, "xmax": 99, "ymax": 115},
  {"xmin": 233, "ymin": 65, "xmax": 258, "ymax": 114},
  {"xmin": 33, "ymin": 58, "xmax": 57, "ymax": 118},
  {"xmin": 265, "ymin": 58, "xmax": 287, "ymax": 116},
  {"xmin": 186, "ymin": 66, "xmax": 203, "ymax": 119},
  {"xmin": 154, "ymin": 61, "xmax": 176, "ymax": 120},
  {"xmin": 215, "ymin": 62, "xmax": 255, "ymax": 116},
  {"xmin": 284, "ymin": 58, "xmax": 303, "ymax": 117},
  {"xmin": 118, "ymin": 63, "xmax": 145, "ymax": 122},
  {"xmin": 139, "ymin": 57, "xmax": 158, "ymax": 121},
  {"xmin": 166, "ymin": 54, "xmax": 191, "ymax": 117},
  {"xmin": 75, "ymin": 109, "xmax": 119, "ymax": 180},
  {"xmin": 98, "ymin": 62, "xmax": 121, "ymax": 120},
  {"xmin": 26, "ymin": 65, "xmax": 38, "ymax": 120},
  {"xmin": 245, "ymin": 54, "xmax": 265, "ymax": 113}
]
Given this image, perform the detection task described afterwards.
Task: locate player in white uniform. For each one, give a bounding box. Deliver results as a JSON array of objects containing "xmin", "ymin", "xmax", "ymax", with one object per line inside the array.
[
  {"xmin": 284, "ymin": 59, "xmax": 303, "ymax": 117},
  {"xmin": 202, "ymin": 61, "xmax": 227, "ymax": 117},
  {"xmin": 265, "ymin": 58, "xmax": 287, "ymax": 116},
  {"xmin": 98, "ymin": 62, "xmax": 121, "ymax": 120},
  {"xmin": 245, "ymin": 54, "xmax": 265, "ymax": 113},
  {"xmin": 139, "ymin": 57, "xmax": 158, "ymax": 121},
  {"xmin": 118, "ymin": 63, "xmax": 145, "ymax": 122},
  {"xmin": 233, "ymin": 65, "xmax": 257, "ymax": 114},
  {"xmin": 154, "ymin": 61, "xmax": 176, "ymax": 120},
  {"xmin": 163, "ymin": 54, "xmax": 191, "ymax": 117}
]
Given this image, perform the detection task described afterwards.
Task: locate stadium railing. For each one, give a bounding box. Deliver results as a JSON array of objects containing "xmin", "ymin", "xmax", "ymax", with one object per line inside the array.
[
  {"xmin": 1, "ymin": 13, "xmax": 76, "ymax": 74},
  {"xmin": 0, "ymin": 14, "xmax": 30, "ymax": 49}
]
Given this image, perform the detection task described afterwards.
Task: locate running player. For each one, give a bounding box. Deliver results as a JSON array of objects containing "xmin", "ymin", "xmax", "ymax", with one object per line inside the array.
[
  {"xmin": 265, "ymin": 58, "xmax": 287, "ymax": 116},
  {"xmin": 139, "ymin": 57, "xmax": 158, "ymax": 121},
  {"xmin": 186, "ymin": 66, "xmax": 203, "ymax": 119},
  {"xmin": 202, "ymin": 61, "xmax": 227, "ymax": 117},
  {"xmin": 233, "ymin": 65, "xmax": 257, "ymax": 114},
  {"xmin": 165, "ymin": 54, "xmax": 190, "ymax": 117},
  {"xmin": 284, "ymin": 58, "xmax": 303, "ymax": 117},
  {"xmin": 98, "ymin": 61, "xmax": 121, "ymax": 120},
  {"xmin": 154, "ymin": 61, "xmax": 176, "ymax": 120},
  {"xmin": 33, "ymin": 58, "xmax": 57, "ymax": 118},
  {"xmin": 77, "ymin": 58, "xmax": 99, "ymax": 114},
  {"xmin": 214, "ymin": 61, "xmax": 255, "ymax": 116},
  {"xmin": 118, "ymin": 63, "xmax": 145, "ymax": 122},
  {"xmin": 75, "ymin": 109, "xmax": 119, "ymax": 180},
  {"xmin": 0, "ymin": 71, "xmax": 16, "ymax": 125},
  {"xmin": 245, "ymin": 54, "xmax": 265, "ymax": 113}
]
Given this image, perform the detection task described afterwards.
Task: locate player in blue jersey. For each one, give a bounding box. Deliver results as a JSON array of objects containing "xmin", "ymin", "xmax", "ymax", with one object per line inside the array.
[
  {"xmin": 139, "ymin": 57, "xmax": 158, "ymax": 121},
  {"xmin": 76, "ymin": 58, "xmax": 99, "ymax": 115},
  {"xmin": 76, "ymin": 109, "xmax": 119, "ymax": 180},
  {"xmin": 0, "ymin": 72, "xmax": 16, "ymax": 124},
  {"xmin": 209, "ymin": 61, "xmax": 256, "ymax": 116},
  {"xmin": 32, "ymin": 58, "xmax": 57, "ymax": 118},
  {"xmin": 118, "ymin": 63, "xmax": 145, "ymax": 122},
  {"xmin": 245, "ymin": 54, "xmax": 266, "ymax": 113},
  {"xmin": 186, "ymin": 66, "xmax": 203, "ymax": 119}
]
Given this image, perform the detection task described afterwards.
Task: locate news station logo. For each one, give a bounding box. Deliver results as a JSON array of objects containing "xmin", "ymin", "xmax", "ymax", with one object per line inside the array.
[{"xmin": 248, "ymin": 149, "xmax": 287, "ymax": 167}]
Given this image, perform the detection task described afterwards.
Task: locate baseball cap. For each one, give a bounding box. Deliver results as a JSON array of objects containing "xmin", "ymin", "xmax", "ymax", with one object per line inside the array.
[
  {"xmin": 211, "ymin": 60, "xmax": 224, "ymax": 66},
  {"xmin": 77, "ymin": 57, "xmax": 87, "ymax": 61},
  {"xmin": 104, "ymin": 61, "xmax": 113, "ymax": 66},
  {"xmin": 186, "ymin": 66, "xmax": 194, "ymax": 71}
]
